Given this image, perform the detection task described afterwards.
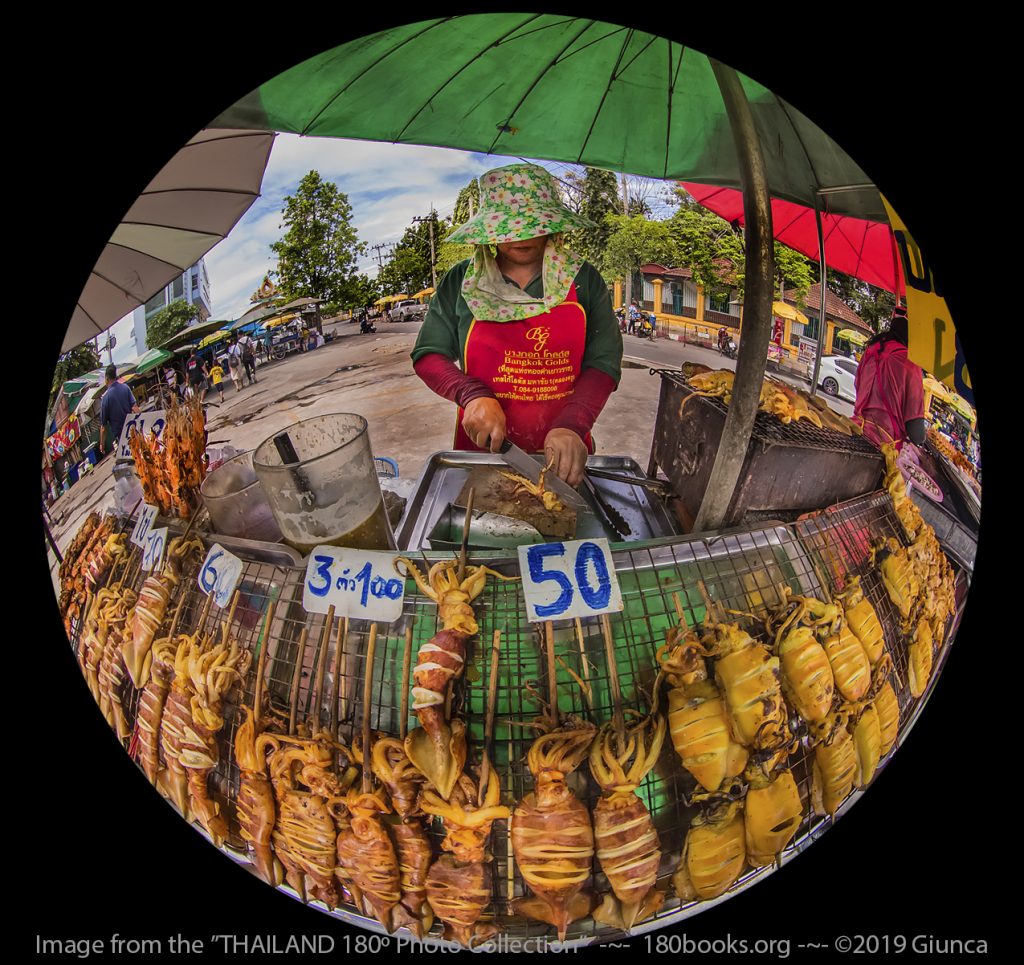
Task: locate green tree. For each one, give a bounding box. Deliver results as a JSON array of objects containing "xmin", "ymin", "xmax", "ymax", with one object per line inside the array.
[
  {"xmin": 820, "ymin": 268, "xmax": 895, "ymax": 332},
  {"xmin": 666, "ymin": 198, "xmax": 744, "ymax": 293},
  {"xmin": 270, "ymin": 170, "xmax": 366, "ymax": 312},
  {"xmin": 146, "ymin": 299, "xmax": 200, "ymax": 349},
  {"xmin": 563, "ymin": 167, "xmax": 620, "ymax": 273},
  {"xmin": 347, "ymin": 273, "xmax": 382, "ymax": 311},
  {"xmin": 50, "ymin": 344, "xmax": 100, "ymax": 409},
  {"xmin": 603, "ymin": 214, "xmax": 673, "ymax": 299}
]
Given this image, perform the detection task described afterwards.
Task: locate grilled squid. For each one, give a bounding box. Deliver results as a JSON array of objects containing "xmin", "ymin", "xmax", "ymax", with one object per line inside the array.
[
  {"xmin": 422, "ymin": 768, "xmax": 509, "ymax": 947},
  {"xmin": 510, "ymin": 722, "xmax": 596, "ymax": 940},
  {"xmin": 589, "ymin": 714, "xmax": 667, "ymax": 932}
]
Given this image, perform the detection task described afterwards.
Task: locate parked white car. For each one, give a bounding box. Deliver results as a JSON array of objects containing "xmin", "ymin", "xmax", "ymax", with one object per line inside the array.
[
  {"xmin": 818, "ymin": 355, "xmax": 859, "ymax": 402},
  {"xmin": 391, "ymin": 299, "xmax": 426, "ymax": 321}
]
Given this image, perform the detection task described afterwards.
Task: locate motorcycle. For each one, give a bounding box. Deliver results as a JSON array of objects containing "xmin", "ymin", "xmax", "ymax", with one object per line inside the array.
[
  {"xmin": 359, "ymin": 318, "xmax": 377, "ymax": 334},
  {"xmin": 718, "ymin": 335, "xmax": 737, "ymax": 359}
]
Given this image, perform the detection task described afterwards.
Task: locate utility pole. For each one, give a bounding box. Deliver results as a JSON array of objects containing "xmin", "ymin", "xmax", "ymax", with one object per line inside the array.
[
  {"xmin": 413, "ymin": 209, "xmax": 438, "ymax": 289},
  {"xmin": 621, "ymin": 172, "xmax": 633, "ymax": 311},
  {"xmin": 370, "ymin": 242, "xmax": 395, "ymax": 271}
]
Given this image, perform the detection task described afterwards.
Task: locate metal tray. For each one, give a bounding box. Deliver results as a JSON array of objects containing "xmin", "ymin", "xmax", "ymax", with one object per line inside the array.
[{"xmin": 394, "ymin": 451, "xmax": 681, "ymax": 551}]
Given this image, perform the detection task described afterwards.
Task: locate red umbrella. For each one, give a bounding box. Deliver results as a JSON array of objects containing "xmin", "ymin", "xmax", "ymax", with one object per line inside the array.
[{"xmin": 680, "ymin": 182, "xmax": 905, "ymax": 295}]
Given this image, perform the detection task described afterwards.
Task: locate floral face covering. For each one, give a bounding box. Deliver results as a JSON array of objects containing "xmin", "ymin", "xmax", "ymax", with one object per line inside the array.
[{"xmin": 460, "ymin": 236, "xmax": 584, "ymax": 322}]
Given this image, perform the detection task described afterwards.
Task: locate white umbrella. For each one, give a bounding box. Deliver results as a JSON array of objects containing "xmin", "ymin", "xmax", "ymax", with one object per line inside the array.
[{"xmin": 64, "ymin": 128, "xmax": 276, "ymax": 352}]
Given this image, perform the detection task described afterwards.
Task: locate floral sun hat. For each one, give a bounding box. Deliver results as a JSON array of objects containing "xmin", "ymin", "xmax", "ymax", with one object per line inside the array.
[{"xmin": 448, "ymin": 162, "xmax": 595, "ymax": 245}]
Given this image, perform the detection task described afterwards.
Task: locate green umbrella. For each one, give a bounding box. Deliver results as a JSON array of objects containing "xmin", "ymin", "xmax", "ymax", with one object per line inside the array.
[
  {"xmin": 134, "ymin": 347, "xmax": 174, "ymax": 375},
  {"xmin": 214, "ymin": 14, "xmax": 882, "ymax": 220}
]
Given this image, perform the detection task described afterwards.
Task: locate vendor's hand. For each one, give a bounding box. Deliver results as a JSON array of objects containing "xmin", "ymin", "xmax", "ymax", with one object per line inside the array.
[
  {"xmin": 462, "ymin": 397, "xmax": 506, "ymax": 452},
  {"xmin": 544, "ymin": 428, "xmax": 588, "ymax": 488}
]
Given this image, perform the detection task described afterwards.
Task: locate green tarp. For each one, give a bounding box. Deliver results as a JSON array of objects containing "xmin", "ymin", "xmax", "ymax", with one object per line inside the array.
[{"xmin": 214, "ymin": 15, "xmax": 884, "ymax": 221}]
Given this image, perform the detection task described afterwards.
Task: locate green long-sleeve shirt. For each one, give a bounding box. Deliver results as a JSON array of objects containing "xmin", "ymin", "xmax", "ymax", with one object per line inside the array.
[{"xmin": 411, "ymin": 259, "xmax": 622, "ymax": 384}]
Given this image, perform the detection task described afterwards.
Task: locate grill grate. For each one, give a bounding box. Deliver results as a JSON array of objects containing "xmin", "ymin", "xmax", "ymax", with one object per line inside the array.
[
  {"xmin": 654, "ymin": 369, "xmax": 878, "ymax": 455},
  {"xmin": 63, "ymin": 495, "xmax": 964, "ymax": 945}
]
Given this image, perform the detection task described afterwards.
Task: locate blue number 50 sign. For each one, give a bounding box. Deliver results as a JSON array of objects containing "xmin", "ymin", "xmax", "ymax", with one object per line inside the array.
[{"xmin": 518, "ymin": 538, "xmax": 623, "ymax": 622}]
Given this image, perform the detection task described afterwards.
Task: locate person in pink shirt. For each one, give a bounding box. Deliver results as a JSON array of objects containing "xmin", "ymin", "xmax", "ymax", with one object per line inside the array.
[{"xmin": 853, "ymin": 311, "xmax": 926, "ymax": 450}]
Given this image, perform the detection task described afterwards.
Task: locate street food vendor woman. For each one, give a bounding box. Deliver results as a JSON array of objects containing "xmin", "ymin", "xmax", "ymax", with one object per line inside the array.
[{"xmin": 411, "ymin": 163, "xmax": 623, "ymax": 488}]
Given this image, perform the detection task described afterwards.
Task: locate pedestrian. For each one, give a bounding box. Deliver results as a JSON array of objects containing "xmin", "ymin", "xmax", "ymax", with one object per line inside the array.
[
  {"xmin": 98, "ymin": 364, "xmax": 140, "ymax": 457},
  {"xmin": 239, "ymin": 332, "xmax": 257, "ymax": 384},
  {"xmin": 627, "ymin": 302, "xmax": 640, "ymax": 335},
  {"xmin": 208, "ymin": 358, "xmax": 226, "ymax": 402},
  {"xmin": 227, "ymin": 338, "xmax": 245, "ymax": 391},
  {"xmin": 852, "ymin": 310, "xmax": 925, "ymax": 451},
  {"xmin": 411, "ymin": 162, "xmax": 622, "ymax": 488},
  {"xmin": 185, "ymin": 349, "xmax": 207, "ymax": 400},
  {"xmin": 163, "ymin": 364, "xmax": 179, "ymax": 399}
]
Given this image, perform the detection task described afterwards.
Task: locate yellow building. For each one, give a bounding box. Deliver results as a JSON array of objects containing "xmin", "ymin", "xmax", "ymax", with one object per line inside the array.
[{"xmin": 623, "ymin": 265, "xmax": 872, "ymax": 359}]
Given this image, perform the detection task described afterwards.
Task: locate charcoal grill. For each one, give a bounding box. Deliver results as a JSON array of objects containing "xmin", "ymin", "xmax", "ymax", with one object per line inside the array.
[
  {"xmin": 63, "ymin": 492, "xmax": 964, "ymax": 949},
  {"xmin": 648, "ymin": 369, "xmax": 883, "ymax": 528}
]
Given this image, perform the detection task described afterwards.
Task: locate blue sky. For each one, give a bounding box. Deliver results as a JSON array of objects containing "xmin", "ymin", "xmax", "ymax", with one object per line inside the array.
[
  {"xmin": 106, "ymin": 135, "xmax": 505, "ymax": 364},
  {"xmin": 103, "ymin": 134, "xmax": 675, "ymax": 366}
]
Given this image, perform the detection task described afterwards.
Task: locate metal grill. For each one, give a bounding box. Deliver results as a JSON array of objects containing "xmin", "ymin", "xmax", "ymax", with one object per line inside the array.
[
  {"xmin": 63, "ymin": 497, "xmax": 967, "ymax": 946},
  {"xmin": 795, "ymin": 491, "xmax": 962, "ymax": 726},
  {"xmin": 653, "ymin": 369, "xmax": 877, "ymax": 454}
]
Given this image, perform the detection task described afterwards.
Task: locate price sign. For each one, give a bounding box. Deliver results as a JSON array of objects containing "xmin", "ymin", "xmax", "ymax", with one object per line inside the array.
[
  {"xmin": 141, "ymin": 526, "xmax": 169, "ymax": 573},
  {"xmin": 198, "ymin": 543, "xmax": 243, "ymax": 608},
  {"xmin": 130, "ymin": 503, "xmax": 159, "ymax": 548},
  {"xmin": 302, "ymin": 547, "xmax": 406, "ymax": 622},
  {"xmin": 518, "ymin": 538, "xmax": 623, "ymax": 622},
  {"xmin": 118, "ymin": 409, "xmax": 167, "ymax": 461}
]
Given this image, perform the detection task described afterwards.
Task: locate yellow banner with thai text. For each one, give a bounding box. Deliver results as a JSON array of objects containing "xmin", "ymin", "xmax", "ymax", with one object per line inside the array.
[{"xmin": 882, "ymin": 195, "xmax": 973, "ymax": 406}]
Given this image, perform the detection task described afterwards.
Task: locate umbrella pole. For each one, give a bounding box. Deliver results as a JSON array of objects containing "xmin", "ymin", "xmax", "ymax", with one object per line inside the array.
[
  {"xmin": 809, "ymin": 198, "xmax": 828, "ymax": 398},
  {"xmin": 694, "ymin": 61, "xmax": 775, "ymax": 533}
]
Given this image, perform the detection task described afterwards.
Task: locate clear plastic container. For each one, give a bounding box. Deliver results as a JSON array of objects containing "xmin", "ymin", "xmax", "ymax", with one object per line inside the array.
[
  {"xmin": 200, "ymin": 450, "xmax": 283, "ymax": 543},
  {"xmin": 252, "ymin": 413, "xmax": 395, "ymax": 553}
]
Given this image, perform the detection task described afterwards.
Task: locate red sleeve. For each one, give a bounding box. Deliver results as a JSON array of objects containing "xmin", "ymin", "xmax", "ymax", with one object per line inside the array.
[
  {"xmin": 903, "ymin": 361, "xmax": 925, "ymax": 421},
  {"xmin": 413, "ymin": 353, "xmax": 496, "ymax": 409},
  {"xmin": 549, "ymin": 367, "xmax": 618, "ymax": 440}
]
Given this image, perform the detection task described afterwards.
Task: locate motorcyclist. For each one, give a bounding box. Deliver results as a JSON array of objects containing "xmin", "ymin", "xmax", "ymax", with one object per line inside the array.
[
  {"xmin": 718, "ymin": 326, "xmax": 730, "ymax": 352},
  {"xmin": 360, "ymin": 316, "xmax": 377, "ymax": 334}
]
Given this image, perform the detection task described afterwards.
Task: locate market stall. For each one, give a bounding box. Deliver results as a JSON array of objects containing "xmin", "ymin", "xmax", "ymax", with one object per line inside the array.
[{"xmin": 54, "ymin": 387, "xmax": 970, "ymax": 948}]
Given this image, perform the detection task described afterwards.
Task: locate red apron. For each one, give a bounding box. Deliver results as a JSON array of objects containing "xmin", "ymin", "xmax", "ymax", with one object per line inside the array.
[{"xmin": 454, "ymin": 284, "xmax": 589, "ymax": 452}]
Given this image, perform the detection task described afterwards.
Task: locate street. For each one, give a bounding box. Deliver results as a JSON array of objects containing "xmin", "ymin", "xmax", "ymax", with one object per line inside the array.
[{"xmin": 45, "ymin": 317, "xmax": 856, "ymax": 587}]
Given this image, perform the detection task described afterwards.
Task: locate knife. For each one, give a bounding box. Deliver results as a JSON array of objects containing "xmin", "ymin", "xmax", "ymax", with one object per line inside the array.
[{"xmin": 497, "ymin": 440, "xmax": 591, "ymax": 513}]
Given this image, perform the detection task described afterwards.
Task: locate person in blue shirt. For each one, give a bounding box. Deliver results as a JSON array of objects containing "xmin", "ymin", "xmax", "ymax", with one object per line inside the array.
[{"xmin": 98, "ymin": 364, "xmax": 139, "ymax": 456}]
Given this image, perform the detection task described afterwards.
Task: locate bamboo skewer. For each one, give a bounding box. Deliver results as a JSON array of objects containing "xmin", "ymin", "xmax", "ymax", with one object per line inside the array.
[
  {"xmin": 223, "ymin": 588, "xmax": 241, "ymax": 636},
  {"xmin": 180, "ymin": 500, "xmax": 204, "ymax": 540},
  {"xmin": 288, "ymin": 627, "xmax": 309, "ymax": 736},
  {"xmin": 329, "ymin": 614, "xmax": 345, "ymax": 739},
  {"xmin": 573, "ymin": 617, "xmax": 594, "ymax": 717},
  {"xmin": 599, "ymin": 613, "xmax": 625, "ymax": 746},
  {"xmin": 337, "ymin": 618, "xmax": 352, "ymax": 722},
  {"xmin": 399, "ymin": 622, "xmax": 415, "ymax": 741},
  {"xmin": 672, "ymin": 592, "xmax": 688, "ymax": 630},
  {"xmin": 196, "ymin": 591, "xmax": 214, "ymax": 638},
  {"xmin": 543, "ymin": 621, "xmax": 559, "ymax": 728},
  {"xmin": 361, "ymin": 624, "xmax": 379, "ymax": 794},
  {"xmin": 252, "ymin": 601, "xmax": 276, "ymax": 728},
  {"xmin": 696, "ymin": 579, "xmax": 719, "ymax": 625},
  {"xmin": 310, "ymin": 606, "xmax": 335, "ymax": 730},
  {"xmin": 478, "ymin": 628, "xmax": 502, "ymax": 807},
  {"xmin": 457, "ymin": 487, "xmax": 475, "ymax": 583}
]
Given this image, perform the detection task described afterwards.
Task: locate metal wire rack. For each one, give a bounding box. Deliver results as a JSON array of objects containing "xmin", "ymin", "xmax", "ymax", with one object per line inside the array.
[
  {"xmin": 60, "ymin": 491, "xmax": 969, "ymax": 947},
  {"xmin": 652, "ymin": 369, "xmax": 878, "ymax": 454}
]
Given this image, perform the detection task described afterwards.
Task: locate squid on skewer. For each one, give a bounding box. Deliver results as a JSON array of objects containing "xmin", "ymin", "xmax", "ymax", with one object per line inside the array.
[
  {"xmin": 336, "ymin": 788, "xmax": 403, "ymax": 931},
  {"xmin": 510, "ymin": 722, "xmax": 597, "ymax": 939},
  {"xmin": 234, "ymin": 706, "xmax": 284, "ymax": 886},
  {"xmin": 589, "ymin": 714, "xmax": 667, "ymax": 931},
  {"xmin": 179, "ymin": 628, "xmax": 251, "ymax": 846},
  {"xmin": 371, "ymin": 737, "xmax": 434, "ymax": 938},
  {"xmin": 422, "ymin": 767, "xmax": 510, "ymax": 948},
  {"xmin": 395, "ymin": 557, "xmax": 517, "ymax": 800}
]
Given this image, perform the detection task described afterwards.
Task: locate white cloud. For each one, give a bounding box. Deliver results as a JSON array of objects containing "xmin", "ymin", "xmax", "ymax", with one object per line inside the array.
[{"xmin": 71, "ymin": 135, "xmax": 579, "ymax": 358}]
